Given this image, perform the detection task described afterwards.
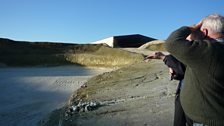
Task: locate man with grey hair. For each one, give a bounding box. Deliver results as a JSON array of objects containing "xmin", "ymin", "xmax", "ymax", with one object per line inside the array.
[
  {"xmin": 165, "ymin": 14, "xmax": 224, "ymax": 126},
  {"xmin": 201, "ymin": 14, "xmax": 224, "ymax": 42}
]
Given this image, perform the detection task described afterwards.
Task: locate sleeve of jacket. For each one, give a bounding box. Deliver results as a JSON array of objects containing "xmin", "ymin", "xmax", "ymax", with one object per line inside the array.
[{"xmin": 165, "ymin": 26, "xmax": 209, "ymax": 67}]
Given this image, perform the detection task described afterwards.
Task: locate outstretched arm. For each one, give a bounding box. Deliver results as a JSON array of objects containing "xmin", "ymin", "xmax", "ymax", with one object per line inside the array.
[{"xmin": 145, "ymin": 52, "xmax": 166, "ymax": 60}]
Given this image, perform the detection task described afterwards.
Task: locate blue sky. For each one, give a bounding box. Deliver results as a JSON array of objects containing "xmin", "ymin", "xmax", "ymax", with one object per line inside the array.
[{"xmin": 0, "ymin": 0, "xmax": 224, "ymax": 43}]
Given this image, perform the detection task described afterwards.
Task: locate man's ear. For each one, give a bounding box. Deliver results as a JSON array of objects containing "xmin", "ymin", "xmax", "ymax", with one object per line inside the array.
[{"xmin": 202, "ymin": 28, "xmax": 208, "ymax": 38}]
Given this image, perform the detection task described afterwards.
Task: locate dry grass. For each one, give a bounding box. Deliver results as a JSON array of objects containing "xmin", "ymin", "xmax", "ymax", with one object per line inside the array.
[
  {"xmin": 65, "ymin": 46, "xmax": 144, "ymax": 67},
  {"xmin": 139, "ymin": 40, "xmax": 166, "ymax": 51},
  {"xmin": 0, "ymin": 39, "xmax": 144, "ymax": 67}
]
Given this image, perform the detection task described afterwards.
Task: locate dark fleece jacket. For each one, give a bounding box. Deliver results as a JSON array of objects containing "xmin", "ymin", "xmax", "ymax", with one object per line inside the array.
[{"xmin": 165, "ymin": 26, "xmax": 224, "ymax": 126}]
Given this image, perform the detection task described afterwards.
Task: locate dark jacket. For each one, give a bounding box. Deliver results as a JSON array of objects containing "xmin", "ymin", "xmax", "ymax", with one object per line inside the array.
[
  {"xmin": 163, "ymin": 55, "xmax": 186, "ymax": 94},
  {"xmin": 165, "ymin": 26, "xmax": 224, "ymax": 126}
]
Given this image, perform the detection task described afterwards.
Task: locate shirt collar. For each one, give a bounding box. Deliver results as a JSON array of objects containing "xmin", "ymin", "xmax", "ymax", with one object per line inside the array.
[{"xmin": 215, "ymin": 38, "xmax": 224, "ymax": 43}]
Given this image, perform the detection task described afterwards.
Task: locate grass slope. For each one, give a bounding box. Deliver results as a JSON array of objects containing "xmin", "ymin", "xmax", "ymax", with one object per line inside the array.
[
  {"xmin": 0, "ymin": 38, "xmax": 144, "ymax": 67},
  {"xmin": 139, "ymin": 40, "xmax": 166, "ymax": 51}
]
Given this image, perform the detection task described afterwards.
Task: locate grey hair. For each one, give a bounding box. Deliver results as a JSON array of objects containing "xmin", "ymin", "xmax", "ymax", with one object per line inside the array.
[{"xmin": 201, "ymin": 14, "xmax": 224, "ymax": 35}]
